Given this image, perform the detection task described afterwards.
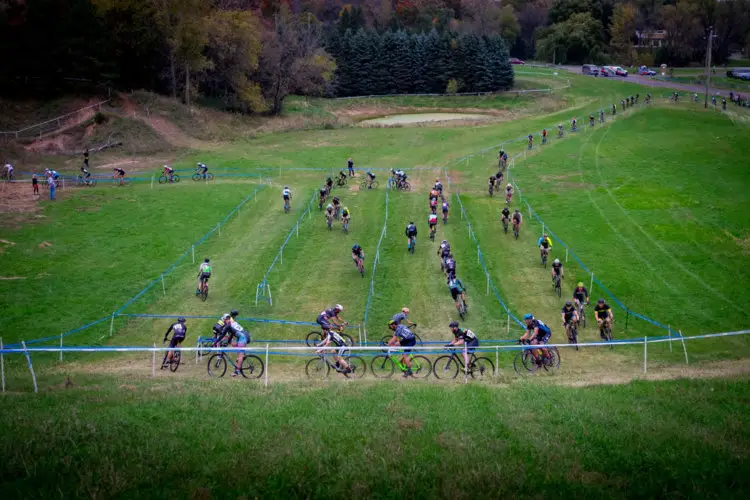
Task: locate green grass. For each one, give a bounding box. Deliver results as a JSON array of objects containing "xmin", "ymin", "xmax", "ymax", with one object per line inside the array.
[{"xmin": 0, "ymin": 374, "xmax": 748, "ymax": 498}]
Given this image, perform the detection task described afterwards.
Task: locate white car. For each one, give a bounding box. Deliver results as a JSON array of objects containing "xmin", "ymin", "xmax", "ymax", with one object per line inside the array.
[{"xmin": 610, "ymin": 66, "xmax": 629, "ymax": 77}]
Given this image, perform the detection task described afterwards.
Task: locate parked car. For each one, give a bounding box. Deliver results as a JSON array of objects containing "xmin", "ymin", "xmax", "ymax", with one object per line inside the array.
[
  {"xmin": 727, "ymin": 68, "xmax": 750, "ymax": 79},
  {"xmin": 510, "ymin": 58, "xmax": 525, "ymax": 65},
  {"xmin": 582, "ymin": 64, "xmax": 600, "ymax": 76},
  {"xmin": 611, "ymin": 66, "xmax": 629, "ymax": 76},
  {"xmin": 599, "ymin": 67, "xmax": 615, "ymax": 77},
  {"xmin": 638, "ymin": 66, "xmax": 657, "ymax": 76}
]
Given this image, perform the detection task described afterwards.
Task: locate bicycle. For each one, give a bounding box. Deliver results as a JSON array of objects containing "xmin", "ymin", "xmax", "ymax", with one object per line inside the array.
[
  {"xmin": 359, "ymin": 178, "xmax": 379, "ymax": 190},
  {"xmin": 76, "ymin": 175, "xmax": 96, "ymax": 187},
  {"xmin": 565, "ymin": 322, "xmax": 579, "ymax": 351},
  {"xmin": 305, "ymin": 326, "xmax": 355, "ymax": 347},
  {"xmin": 206, "ymin": 348, "xmax": 264, "ymax": 379},
  {"xmin": 305, "ymin": 351, "xmax": 366, "ymax": 380},
  {"xmin": 541, "ymin": 249, "xmax": 548, "ymax": 268},
  {"xmin": 553, "ymin": 273, "xmax": 562, "ymax": 298},
  {"xmin": 408, "ymin": 236, "xmax": 416, "ymax": 254},
  {"xmin": 577, "ymin": 302, "xmax": 587, "ymax": 329},
  {"xmin": 488, "ymin": 184, "xmax": 494, "ymax": 197},
  {"xmin": 158, "ymin": 173, "xmax": 180, "ymax": 184},
  {"xmin": 354, "ymin": 256, "xmax": 365, "ymax": 277},
  {"xmin": 192, "ymin": 172, "xmax": 214, "ymax": 181},
  {"xmin": 513, "ymin": 221, "xmax": 520, "ymax": 239},
  {"xmin": 198, "ymin": 279, "xmax": 209, "ymax": 301},
  {"xmin": 505, "ymin": 192, "xmax": 512, "ymax": 205},
  {"xmin": 395, "ymin": 180, "xmax": 411, "ymax": 192},
  {"xmin": 370, "ymin": 348, "xmax": 431, "ymax": 379},
  {"xmin": 429, "ymin": 226, "xmax": 436, "ymax": 241},
  {"xmin": 501, "ymin": 217, "xmax": 509, "ymax": 234},
  {"xmin": 455, "ymin": 296, "xmax": 467, "ymax": 319},
  {"xmin": 326, "ymin": 213, "xmax": 333, "ymax": 231},
  {"xmin": 342, "ymin": 217, "xmax": 349, "ymax": 234},
  {"xmin": 284, "ymin": 198, "xmax": 291, "ymax": 213},
  {"xmin": 598, "ymin": 319, "xmax": 614, "ymax": 349},
  {"xmin": 335, "ymin": 177, "xmax": 347, "ymax": 187},
  {"xmin": 0, "ymin": 171, "xmax": 14, "ymax": 182},
  {"xmin": 161, "ymin": 344, "xmax": 182, "ymax": 372},
  {"xmin": 442, "ymin": 211, "xmax": 448, "ymax": 224},
  {"xmin": 433, "ymin": 348, "xmax": 494, "ymax": 380},
  {"xmin": 513, "ymin": 339, "xmax": 560, "ymax": 375}
]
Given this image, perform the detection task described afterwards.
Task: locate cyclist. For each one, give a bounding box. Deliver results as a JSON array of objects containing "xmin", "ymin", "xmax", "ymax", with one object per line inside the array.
[
  {"xmin": 212, "ymin": 313, "xmax": 231, "ymax": 342},
  {"xmin": 444, "ymin": 253, "xmax": 456, "ymax": 279},
  {"xmin": 500, "ymin": 206, "xmax": 510, "ymax": 229},
  {"xmin": 196, "ymin": 162, "xmax": 208, "ymax": 178},
  {"xmin": 225, "ymin": 310, "xmax": 251, "ymax": 377},
  {"xmin": 341, "ymin": 206, "xmax": 351, "ymax": 227},
  {"xmin": 599, "ymin": 109, "xmax": 605, "ymax": 123},
  {"xmin": 511, "ymin": 208, "xmax": 523, "ymax": 234},
  {"xmin": 318, "ymin": 186, "xmax": 327, "ymax": 207},
  {"xmin": 325, "ymin": 203, "xmax": 334, "ymax": 227},
  {"xmin": 722, "ymin": 98, "xmax": 727, "ymax": 111},
  {"xmin": 488, "ymin": 175, "xmax": 496, "ymax": 196},
  {"xmin": 551, "ymin": 258, "xmax": 564, "ymax": 283},
  {"xmin": 429, "ymin": 188, "xmax": 439, "ymax": 201},
  {"xmin": 405, "ymin": 221, "xmax": 417, "ymax": 250},
  {"xmin": 163, "ymin": 316, "xmax": 187, "ymax": 364},
  {"xmin": 560, "ymin": 301, "xmax": 578, "ymax": 342},
  {"xmin": 386, "ymin": 319, "xmax": 416, "ymax": 377},
  {"xmin": 163, "ymin": 164, "xmax": 175, "ymax": 183},
  {"xmin": 433, "ymin": 178, "xmax": 442, "ymax": 194},
  {"xmin": 3, "ymin": 163, "xmax": 14, "ymax": 180},
  {"xmin": 32, "ymin": 174, "xmax": 39, "ymax": 195},
  {"xmin": 573, "ymin": 282, "xmax": 589, "ymax": 308},
  {"xmin": 448, "ymin": 276, "xmax": 467, "ymax": 308},
  {"xmin": 505, "ymin": 183, "xmax": 513, "ymax": 204},
  {"xmin": 352, "ymin": 244, "xmax": 364, "ymax": 271},
  {"xmin": 711, "ymin": 95, "xmax": 717, "ymax": 106},
  {"xmin": 332, "ymin": 196, "xmax": 341, "ymax": 219},
  {"xmin": 337, "ymin": 170, "xmax": 347, "ymax": 185},
  {"xmin": 80, "ymin": 164, "xmax": 91, "ymax": 183},
  {"xmin": 113, "ymin": 167, "xmax": 126, "ymax": 186},
  {"xmin": 316, "ymin": 317, "xmax": 351, "ymax": 374},
  {"xmin": 542, "ymin": 128, "xmax": 547, "ymax": 145},
  {"xmin": 589, "ymin": 114, "xmax": 595, "ymax": 127},
  {"xmin": 571, "ymin": 117, "xmax": 577, "ymax": 131},
  {"xmin": 325, "ymin": 177, "xmax": 333, "ymax": 195},
  {"xmin": 366, "ymin": 170, "xmax": 376, "ymax": 189},
  {"xmin": 316, "ymin": 304, "xmax": 347, "ymax": 340},
  {"xmin": 429, "ymin": 196, "xmax": 438, "ymax": 214},
  {"xmin": 196, "ymin": 258, "xmax": 211, "ymax": 296},
  {"xmin": 537, "ymin": 233, "xmax": 552, "ymax": 261},
  {"xmin": 594, "ymin": 299, "xmax": 614, "ymax": 339},
  {"xmin": 438, "ymin": 239, "xmax": 451, "ymax": 262},
  {"xmin": 392, "ymin": 307, "xmax": 415, "ymax": 327},
  {"xmin": 520, "ymin": 313, "xmax": 552, "ymax": 366},
  {"xmin": 282, "ymin": 186, "xmax": 292, "ymax": 211},
  {"xmin": 347, "ymin": 157, "xmax": 354, "ymax": 176},
  {"xmin": 441, "ymin": 199, "xmax": 449, "ymax": 223},
  {"xmin": 612, "ymin": 103, "xmax": 617, "ymax": 115},
  {"xmin": 527, "ymin": 134, "xmax": 533, "ymax": 150},
  {"xmin": 646, "ymin": 93, "xmax": 652, "ymax": 104},
  {"xmin": 557, "ymin": 123, "xmax": 564, "ymax": 137},
  {"xmin": 447, "ymin": 320, "xmax": 478, "ymax": 369},
  {"xmin": 635, "ymin": 93, "xmax": 639, "ymax": 103},
  {"xmin": 428, "ymin": 211, "xmax": 438, "ymax": 238},
  {"xmin": 498, "ymin": 149, "xmax": 508, "ymax": 168},
  {"xmin": 391, "ymin": 168, "xmax": 406, "ymax": 188}
]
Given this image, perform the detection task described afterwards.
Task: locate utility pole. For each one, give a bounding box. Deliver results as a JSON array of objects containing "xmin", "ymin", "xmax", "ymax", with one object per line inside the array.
[{"xmin": 705, "ymin": 26, "xmax": 713, "ymax": 109}]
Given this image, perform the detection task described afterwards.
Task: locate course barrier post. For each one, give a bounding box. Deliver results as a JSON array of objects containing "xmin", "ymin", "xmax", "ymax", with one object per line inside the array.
[
  {"xmin": 217, "ymin": 223, "xmax": 221, "ymax": 236},
  {"xmin": 643, "ymin": 337, "xmax": 648, "ymax": 374},
  {"xmin": 625, "ymin": 310, "xmax": 629, "ymax": 332},
  {"xmin": 565, "ymin": 248, "xmax": 568, "ymax": 263},
  {"xmin": 464, "ymin": 342, "xmax": 469, "ymax": 383},
  {"xmin": 280, "ymin": 248, "xmax": 282, "ymax": 265},
  {"xmin": 152, "ymin": 343, "xmax": 156, "ymax": 377},
  {"xmin": 1, "ymin": 337, "xmax": 5, "ymax": 392},
  {"xmin": 151, "ymin": 175, "xmax": 154, "ymax": 189},
  {"xmin": 267, "ymin": 283, "xmax": 273, "ymax": 306},
  {"xmin": 679, "ymin": 330, "xmax": 689, "ymax": 364},
  {"xmin": 486, "ymin": 273, "xmax": 490, "ymax": 296},
  {"xmin": 495, "ymin": 346, "xmax": 499, "ymax": 376},
  {"xmin": 669, "ymin": 324, "xmax": 673, "ymax": 352},
  {"xmin": 110, "ymin": 312, "xmax": 115, "ymax": 336},
  {"xmin": 590, "ymin": 273, "xmax": 594, "ymax": 294},
  {"xmin": 264, "ymin": 344, "xmax": 270, "ymax": 387},
  {"xmin": 161, "ymin": 275, "xmax": 166, "ymax": 296},
  {"xmin": 296, "ymin": 223, "xmax": 299, "ymax": 238},
  {"xmin": 21, "ymin": 341, "xmax": 38, "ymax": 393},
  {"xmin": 59, "ymin": 333, "xmax": 63, "ymax": 362},
  {"xmin": 192, "ymin": 245, "xmax": 195, "ymax": 264},
  {"xmin": 507, "ymin": 314, "xmax": 510, "ymax": 334}
]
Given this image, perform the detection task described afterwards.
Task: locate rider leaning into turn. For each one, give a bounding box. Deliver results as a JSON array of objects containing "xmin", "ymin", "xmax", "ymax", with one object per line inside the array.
[
  {"xmin": 387, "ymin": 320, "xmax": 417, "ymax": 378},
  {"xmin": 392, "ymin": 307, "xmax": 415, "ymax": 327},
  {"xmin": 163, "ymin": 316, "xmax": 187, "ymax": 364},
  {"xmin": 316, "ymin": 304, "xmax": 351, "ymax": 373},
  {"xmin": 521, "ymin": 313, "xmax": 553, "ymax": 365},
  {"xmin": 196, "ymin": 162, "xmax": 208, "ymax": 177},
  {"xmin": 222, "ymin": 310, "xmax": 251, "ymax": 377},
  {"xmin": 196, "ymin": 258, "xmax": 211, "ymax": 295},
  {"xmin": 447, "ymin": 321, "xmax": 478, "ymax": 369}
]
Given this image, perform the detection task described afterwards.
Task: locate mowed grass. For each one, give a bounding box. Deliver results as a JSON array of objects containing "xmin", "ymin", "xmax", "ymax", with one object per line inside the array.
[
  {"xmin": 0, "ymin": 374, "xmax": 748, "ymax": 499},
  {"xmin": 450, "ymin": 106, "xmax": 750, "ymax": 360}
]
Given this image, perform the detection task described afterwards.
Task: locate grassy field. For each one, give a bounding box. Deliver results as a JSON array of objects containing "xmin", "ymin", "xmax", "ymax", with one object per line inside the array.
[{"xmin": 0, "ymin": 374, "xmax": 748, "ymax": 498}]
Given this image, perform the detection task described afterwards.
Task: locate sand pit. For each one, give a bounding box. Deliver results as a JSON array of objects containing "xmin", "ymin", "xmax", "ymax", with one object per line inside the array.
[{"xmin": 360, "ymin": 113, "xmax": 492, "ymax": 126}]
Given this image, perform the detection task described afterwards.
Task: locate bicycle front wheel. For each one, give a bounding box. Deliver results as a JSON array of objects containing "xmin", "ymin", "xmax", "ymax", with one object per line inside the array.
[
  {"xmin": 207, "ymin": 354, "xmax": 227, "ymax": 378},
  {"xmin": 410, "ymin": 355, "xmax": 432, "ymax": 379},
  {"xmin": 241, "ymin": 354, "xmax": 264, "ymax": 379},
  {"xmin": 345, "ymin": 357, "xmax": 366, "ymax": 379},
  {"xmin": 369, "ymin": 180, "xmax": 379, "ymax": 189},
  {"xmin": 470, "ymin": 357, "xmax": 494, "ymax": 379},
  {"xmin": 306, "ymin": 331, "xmax": 323, "ymax": 347},
  {"xmin": 158, "ymin": 175, "xmax": 168, "ymax": 184},
  {"xmin": 170, "ymin": 352, "xmax": 181, "ymax": 372},
  {"xmin": 305, "ymin": 357, "xmax": 329, "ymax": 380},
  {"xmin": 542, "ymin": 347, "xmax": 561, "ymax": 371},
  {"xmin": 402, "ymin": 181, "xmax": 411, "ymax": 192},
  {"xmin": 432, "ymin": 355, "xmax": 459, "ymax": 380},
  {"xmin": 370, "ymin": 355, "xmax": 395, "ymax": 378},
  {"xmin": 192, "ymin": 173, "xmax": 202, "ymax": 181},
  {"xmin": 172, "ymin": 174, "xmax": 180, "ymax": 183}
]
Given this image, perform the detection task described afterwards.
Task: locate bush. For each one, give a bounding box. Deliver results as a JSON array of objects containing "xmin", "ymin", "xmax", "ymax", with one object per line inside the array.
[{"xmin": 446, "ymin": 79, "xmax": 459, "ymax": 94}]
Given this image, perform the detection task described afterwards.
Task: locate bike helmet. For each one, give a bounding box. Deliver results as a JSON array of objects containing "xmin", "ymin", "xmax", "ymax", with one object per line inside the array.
[
  {"xmin": 565, "ymin": 301, "xmax": 572, "ymax": 306},
  {"xmin": 164, "ymin": 164, "xmax": 169, "ymax": 168},
  {"xmin": 514, "ymin": 208, "xmax": 520, "ymax": 212},
  {"xmin": 333, "ymin": 196, "xmax": 339, "ymax": 202},
  {"xmin": 507, "ymin": 183, "xmax": 512, "ymax": 188},
  {"xmin": 178, "ymin": 317, "xmax": 185, "ymax": 323},
  {"xmin": 402, "ymin": 307, "xmax": 409, "ymax": 314},
  {"xmin": 343, "ymin": 206, "xmax": 348, "ymax": 212},
  {"xmin": 597, "ymin": 299, "xmax": 604, "ymax": 305},
  {"xmin": 577, "ymin": 282, "xmax": 584, "ymax": 287},
  {"xmin": 409, "ymin": 221, "xmax": 414, "ymax": 225},
  {"xmin": 204, "ymin": 258, "xmax": 210, "ymax": 263},
  {"xmin": 441, "ymin": 240, "xmax": 447, "ymax": 244},
  {"xmin": 284, "ymin": 186, "xmax": 288, "ymax": 189},
  {"xmin": 523, "ymin": 313, "xmax": 534, "ymax": 321},
  {"xmin": 554, "ymin": 258, "xmax": 560, "ymax": 264},
  {"xmin": 230, "ymin": 309, "xmax": 239, "ymax": 317},
  {"xmin": 449, "ymin": 321, "xmax": 459, "ymax": 329},
  {"xmin": 221, "ymin": 313, "xmax": 231, "ymax": 320},
  {"xmin": 388, "ymin": 319, "xmax": 397, "ymax": 327},
  {"xmin": 335, "ymin": 304, "xmax": 344, "ymax": 312}
]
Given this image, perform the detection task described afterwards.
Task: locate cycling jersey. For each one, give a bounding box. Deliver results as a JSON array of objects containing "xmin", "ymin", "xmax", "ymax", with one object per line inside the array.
[
  {"xmin": 199, "ymin": 263, "xmax": 211, "ymax": 275},
  {"xmin": 197, "ymin": 163, "xmax": 207, "ymax": 170},
  {"xmin": 165, "ymin": 322, "xmax": 187, "ymax": 339},
  {"xmin": 512, "ymin": 212, "xmax": 522, "ymax": 223},
  {"xmin": 453, "ymin": 328, "xmax": 476, "ymax": 342},
  {"xmin": 114, "ymin": 168, "xmax": 125, "ymax": 176},
  {"xmin": 448, "ymin": 278, "xmax": 465, "ymax": 292},
  {"xmin": 573, "ymin": 287, "xmax": 588, "ymax": 303},
  {"xmin": 440, "ymin": 245, "xmax": 451, "ymax": 258},
  {"xmin": 367, "ymin": 172, "xmax": 375, "ymax": 179},
  {"xmin": 501, "ymin": 208, "xmax": 510, "ymax": 218},
  {"xmin": 394, "ymin": 325, "xmax": 415, "ymax": 341},
  {"xmin": 428, "ymin": 214, "xmax": 438, "ymax": 225},
  {"xmin": 391, "ymin": 312, "xmax": 408, "ymax": 325},
  {"xmin": 537, "ymin": 236, "xmax": 552, "ymax": 248},
  {"xmin": 165, "ymin": 167, "xmax": 173, "ymax": 173},
  {"xmin": 561, "ymin": 306, "xmax": 576, "ymax": 323},
  {"xmin": 405, "ymin": 224, "xmax": 417, "ymax": 237},
  {"xmin": 528, "ymin": 319, "xmax": 552, "ymax": 342},
  {"xmin": 441, "ymin": 202, "xmax": 449, "ymax": 212},
  {"xmin": 319, "ymin": 189, "xmax": 326, "ymax": 196},
  {"xmin": 552, "ymin": 262, "xmax": 562, "ymax": 274},
  {"xmin": 594, "ymin": 304, "xmax": 611, "ymax": 319},
  {"xmin": 227, "ymin": 321, "xmax": 250, "ymax": 346},
  {"xmin": 342, "ymin": 209, "xmax": 350, "ymax": 218},
  {"xmin": 212, "ymin": 319, "xmax": 227, "ymax": 337},
  {"xmin": 445, "ymin": 258, "xmax": 456, "ymax": 273},
  {"xmin": 435, "ymin": 182, "xmax": 442, "ymax": 191},
  {"xmin": 282, "ymin": 188, "xmax": 291, "ymax": 198},
  {"xmin": 430, "ymin": 199, "xmax": 437, "ymax": 209}
]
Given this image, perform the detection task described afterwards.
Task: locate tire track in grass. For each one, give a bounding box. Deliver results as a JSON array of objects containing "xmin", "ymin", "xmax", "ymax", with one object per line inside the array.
[{"xmin": 591, "ymin": 124, "xmax": 743, "ymax": 315}]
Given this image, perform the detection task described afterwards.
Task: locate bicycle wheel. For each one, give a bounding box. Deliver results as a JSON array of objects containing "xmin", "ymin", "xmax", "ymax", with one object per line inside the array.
[
  {"xmin": 502, "ymin": 221, "xmax": 508, "ymax": 234},
  {"xmin": 570, "ymin": 326, "xmax": 579, "ymax": 351},
  {"xmin": 207, "ymin": 354, "xmax": 227, "ymax": 378},
  {"xmin": 170, "ymin": 351, "xmax": 181, "ymax": 372},
  {"xmin": 410, "ymin": 355, "xmax": 432, "ymax": 379},
  {"xmin": 88, "ymin": 178, "xmax": 97, "ymax": 187},
  {"xmin": 458, "ymin": 301, "xmax": 466, "ymax": 319},
  {"xmin": 515, "ymin": 349, "xmax": 538, "ymax": 374},
  {"xmin": 161, "ymin": 352, "xmax": 170, "ymax": 370},
  {"xmin": 158, "ymin": 175, "xmax": 168, "ymax": 184},
  {"xmin": 341, "ymin": 333, "xmax": 355, "ymax": 346},
  {"xmin": 513, "ymin": 226, "xmax": 519, "ymax": 239},
  {"xmin": 199, "ymin": 341, "xmax": 214, "ymax": 356},
  {"xmin": 470, "ymin": 357, "xmax": 494, "ymax": 379},
  {"xmin": 542, "ymin": 254, "xmax": 547, "ymax": 268},
  {"xmin": 432, "ymin": 355, "xmax": 459, "ymax": 380},
  {"xmin": 305, "ymin": 357, "xmax": 329, "ymax": 380},
  {"xmin": 306, "ymin": 331, "xmax": 323, "ymax": 347},
  {"xmin": 192, "ymin": 173, "xmax": 201, "ymax": 181},
  {"xmin": 555, "ymin": 280, "xmax": 561, "ymax": 298},
  {"xmin": 206, "ymin": 173, "xmax": 214, "ymax": 181},
  {"xmin": 370, "ymin": 355, "xmax": 395, "ymax": 378},
  {"xmin": 379, "ymin": 335, "xmax": 392, "ymax": 351},
  {"xmin": 542, "ymin": 347, "xmax": 561, "ymax": 371},
  {"xmin": 414, "ymin": 333, "xmax": 423, "ymax": 346},
  {"xmin": 172, "ymin": 174, "xmax": 180, "ymax": 183},
  {"xmin": 344, "ymin": 357, "xmax": 366, "ymax": 379},
  {"xmin": 241, "ymin": 354, "xmax": 264, "ymax": 379},
  {"xmin": 369, "ymin": 180, "xmax": 379, "ymax": 189},
  {"xmin": 402, "ymin": 181, "xmax": 411, "ymax": 192},
  {"xmin": 200, "ymin": 285, "xmax": 208, "ymax": 302}
]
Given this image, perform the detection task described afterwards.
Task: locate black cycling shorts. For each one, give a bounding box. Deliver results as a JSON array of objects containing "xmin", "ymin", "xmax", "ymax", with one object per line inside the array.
[
  {"xmin": 450, "ymin": 288, "xmax": 461, "ymax": 300},
  {"xmin": 169, "ymin": 336, "xmax": 184, "ymax": 348},
  {"xmin": 465, "ymin": 338, "xmax": 479, "ymax": 353},
  {"xmin": 399, "ymin": 337, "xmax": 416, "ymax": 352}
]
